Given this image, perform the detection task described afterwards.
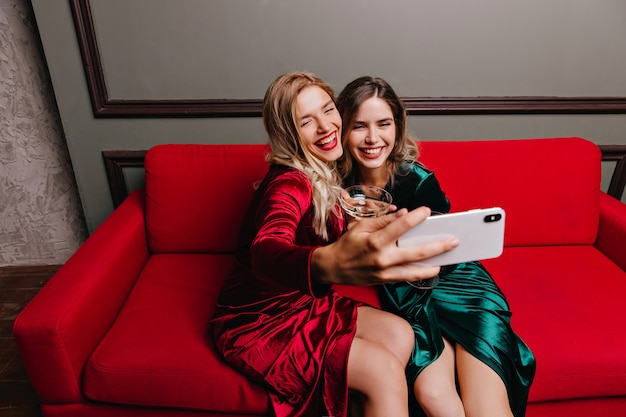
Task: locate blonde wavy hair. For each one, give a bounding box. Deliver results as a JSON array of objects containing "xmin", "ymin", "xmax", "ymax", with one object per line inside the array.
[{"xmin": 262, "ymin": 71, "xmax": 343, "ymax": 240}]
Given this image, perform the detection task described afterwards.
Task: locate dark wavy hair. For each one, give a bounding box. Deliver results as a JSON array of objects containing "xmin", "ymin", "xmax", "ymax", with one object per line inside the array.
[{"xmin": 336, "ymin": 76, "xmax": 419, "ymax": 186}]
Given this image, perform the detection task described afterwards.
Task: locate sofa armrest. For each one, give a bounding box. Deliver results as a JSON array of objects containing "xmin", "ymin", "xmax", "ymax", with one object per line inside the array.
[
  {"xmin": 13, "ymin": 190, "xmax": 150, "ymax": 404},
  {"xmin": 595, "ymin": 192, "xmax": 626, "ymax": 272}
]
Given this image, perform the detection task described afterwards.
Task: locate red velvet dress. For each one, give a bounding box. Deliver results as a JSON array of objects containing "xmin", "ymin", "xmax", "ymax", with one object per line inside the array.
[{"xmin": 210, "ymin": 165, "xmax": 360, "ymax": 417}]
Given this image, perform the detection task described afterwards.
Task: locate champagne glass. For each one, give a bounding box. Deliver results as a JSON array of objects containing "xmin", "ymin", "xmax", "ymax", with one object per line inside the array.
[
  {"xmin": 406, "ymin": 273, "xmax": 440, "ymax": 290},
  {"xmin": 339, "ymin": 185, "xmax": 393, "ymax": 218},
  {"xmin": 339, "ymin": 186, "xmax": 440, "ymax": 290}
]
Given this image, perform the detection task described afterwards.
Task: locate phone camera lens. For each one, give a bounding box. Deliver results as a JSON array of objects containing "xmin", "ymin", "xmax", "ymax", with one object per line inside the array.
[{"xmin": 484, "ymin": 213, "xmax": 502, "ymax": 223}]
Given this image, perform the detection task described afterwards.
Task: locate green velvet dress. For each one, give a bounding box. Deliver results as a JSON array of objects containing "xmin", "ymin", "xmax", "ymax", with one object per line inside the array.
[{"xmin": 378, "ymin": 162, "xmax": 536, "ymax": 417}]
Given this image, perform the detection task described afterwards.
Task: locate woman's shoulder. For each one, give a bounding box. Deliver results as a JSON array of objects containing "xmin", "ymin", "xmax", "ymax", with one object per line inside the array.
[
  {"xmin": 267, "ymin": 164, "xmax": 308, "ymax": 180},
  {"xmin": 264, "ymin": 165, "xmax": 312, "ymax": 196},
  {"xmin": 393, "ymin": 161, "xmax": 450, "ymax": 212},
  {"xmin": 397, "ymin": 161, "xmax": 436, "ymax": 182}
]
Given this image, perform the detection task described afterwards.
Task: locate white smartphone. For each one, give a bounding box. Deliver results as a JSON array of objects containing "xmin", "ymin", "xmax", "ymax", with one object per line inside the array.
[{"xmin": 397, "ymin": 207, "xmax": 505, "ymax": 267}]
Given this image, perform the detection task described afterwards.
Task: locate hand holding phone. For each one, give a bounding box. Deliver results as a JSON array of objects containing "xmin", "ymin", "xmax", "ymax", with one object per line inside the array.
[{"xmin": 398, "ymin": 207, "xmax": 505, "ymax": 267}]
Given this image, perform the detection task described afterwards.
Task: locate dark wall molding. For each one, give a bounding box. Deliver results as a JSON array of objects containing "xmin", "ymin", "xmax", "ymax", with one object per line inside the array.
[
  {"xmin": 101, "ymin": 150, "xmax": 146, "ymax": 208},
  {"xmin": 402, "ymin": 97, "xmax": 626, "ymax": 115},
  {"xmin": 602, "ymin": 145, "xmax": 626, "ymax": 200},
  {"xmin": 103, "ymin": 145, "xmax": 626, "ymax": 208},
  {"xmin": 70, "ymin": 0, "xmax": 626, "ymax": 118}
]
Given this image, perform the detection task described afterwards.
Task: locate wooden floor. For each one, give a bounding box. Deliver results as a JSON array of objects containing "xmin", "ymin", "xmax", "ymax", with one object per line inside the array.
[{"xmin": 0, "ymin": 265, "xmax": 59, "ymax": 417}]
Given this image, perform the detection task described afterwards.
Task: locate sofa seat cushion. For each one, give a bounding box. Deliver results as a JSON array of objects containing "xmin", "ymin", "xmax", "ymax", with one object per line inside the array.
[
  {"xmin": 83, "ymin": 254, "xmax": 270, "ymax": 414},
  {"xmin": 482, "ymin": 246, "xmax": 626, "ymax": 402}
]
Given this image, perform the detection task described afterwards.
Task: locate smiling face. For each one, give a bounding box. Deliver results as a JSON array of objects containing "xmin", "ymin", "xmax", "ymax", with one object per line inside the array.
[
  {"xmin": 295, "ymin": 85, "xmax": 343, "ymax": 163},
  {"xmin": 346, "ymin": 96, "xmax": 396, "ymax": 182}
]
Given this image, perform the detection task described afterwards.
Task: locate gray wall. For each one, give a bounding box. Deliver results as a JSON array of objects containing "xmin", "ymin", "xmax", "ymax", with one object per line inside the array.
[
  {"xmin": 6, "ymin": 0, "xmax": 626, "ymax": 264},
  {"xmin": 0, "ymin": 0, "xmax": 86, "ymax": 267},
  {"xmin": 92, "ymin": 0, "xmax": 626, "ymax": 98}
]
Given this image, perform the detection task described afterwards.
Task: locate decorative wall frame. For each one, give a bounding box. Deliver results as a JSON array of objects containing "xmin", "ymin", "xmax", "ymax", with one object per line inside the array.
[{"xmin": 71, "ymin": 0, "xmax": 626, "ymax": 118}]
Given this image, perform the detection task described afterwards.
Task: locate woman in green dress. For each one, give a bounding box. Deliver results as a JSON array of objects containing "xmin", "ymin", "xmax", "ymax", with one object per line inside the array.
[{"xmin": 337, "ymin": 76, "xmax": 536, "ymax": 417}]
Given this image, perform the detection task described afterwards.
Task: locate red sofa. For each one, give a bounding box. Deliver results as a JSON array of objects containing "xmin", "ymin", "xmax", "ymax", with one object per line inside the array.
[{"xmin": 14, "ymin": 137, "xmax": 626, "ymax": 416}]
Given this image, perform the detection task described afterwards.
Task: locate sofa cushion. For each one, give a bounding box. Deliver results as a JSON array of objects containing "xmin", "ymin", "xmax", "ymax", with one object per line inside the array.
[
  {"xmin": 482, "ymin": 245, "xmax": 626, "ymax": 402},
  {"xmin": 145, "ymin": 144, "xmax": 269, "ymax": 254},
  {"xmin": 419, "ymin": 137, "xmax": 601, "ymax": 246},
  {"xmin": 83, "ymin": 254, "xmax": 270, "ymax": 414}
]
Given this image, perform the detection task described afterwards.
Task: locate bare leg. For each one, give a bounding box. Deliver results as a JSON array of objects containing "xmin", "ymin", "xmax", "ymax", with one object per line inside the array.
[
  {"xmin": 413, "ymin": 338, "xmax": 465, "ymax": 417},
  {"xmin": 348, "ymin": 306, "xmax": 414, "ymax": 417},
  {"xmin": 355, "ymin": 306, "xmax": 414, "ymax": 363},
  {"xmin": 456, "ymin": 345, "xmax": 513, "ymax": 417}
]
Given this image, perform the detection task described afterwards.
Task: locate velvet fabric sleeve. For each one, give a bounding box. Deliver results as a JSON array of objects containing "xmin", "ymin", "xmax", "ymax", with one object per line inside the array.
[{"xmin": 250, "ymin": 169, "xmax": 325, "ymax": 296}]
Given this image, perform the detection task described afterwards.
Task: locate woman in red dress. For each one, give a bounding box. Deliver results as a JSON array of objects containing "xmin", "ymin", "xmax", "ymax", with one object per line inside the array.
[{"xmin": 211, "ymin": 72, "xmax": 458, "ymax": 417}]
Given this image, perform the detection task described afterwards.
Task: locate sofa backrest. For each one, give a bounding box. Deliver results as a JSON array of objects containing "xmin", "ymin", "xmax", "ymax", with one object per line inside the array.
[
  {"xmin": 418, "ymin": 137, "xmax": 600, "ymax": 246},
  {"xmin": 145, "ymin": 144, "xmax": 269, "ymax": 253},
  {"xmin": 143, "ymin": 137, "xmax": 601, "ymax": 253}
]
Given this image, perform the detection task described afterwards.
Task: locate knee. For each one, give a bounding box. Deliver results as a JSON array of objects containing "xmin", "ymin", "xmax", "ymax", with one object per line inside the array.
[
  {"xmin": 367, "ymin": 347, "xmax": 408, "ymax": 386},
  {"xmin": 351, "ymin": 348, "xmax": 410, "ymax": 415},
  {"xmin": 374, "ymin": 353, "xmax": 409, "ymax": 397},
  {"xmin": 414, "ymin": 378, "xmax": 459, "ymax": 412},
  {"xmin": 386, "ymin": 316, "xmax": 415, "ymax": 360},
  {"xmin": 351, "ymin": 345, "xmax": 408, "ymax": 404}
]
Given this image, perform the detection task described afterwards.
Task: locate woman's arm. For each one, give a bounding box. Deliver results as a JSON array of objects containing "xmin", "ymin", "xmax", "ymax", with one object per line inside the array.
[
  {"xmin": 312, "ymin": 206, "xmax": 458, "ymax": 286},
  {"xmin": 249, "ymin": 169, "xmax": 319, "ymax": 294}
]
